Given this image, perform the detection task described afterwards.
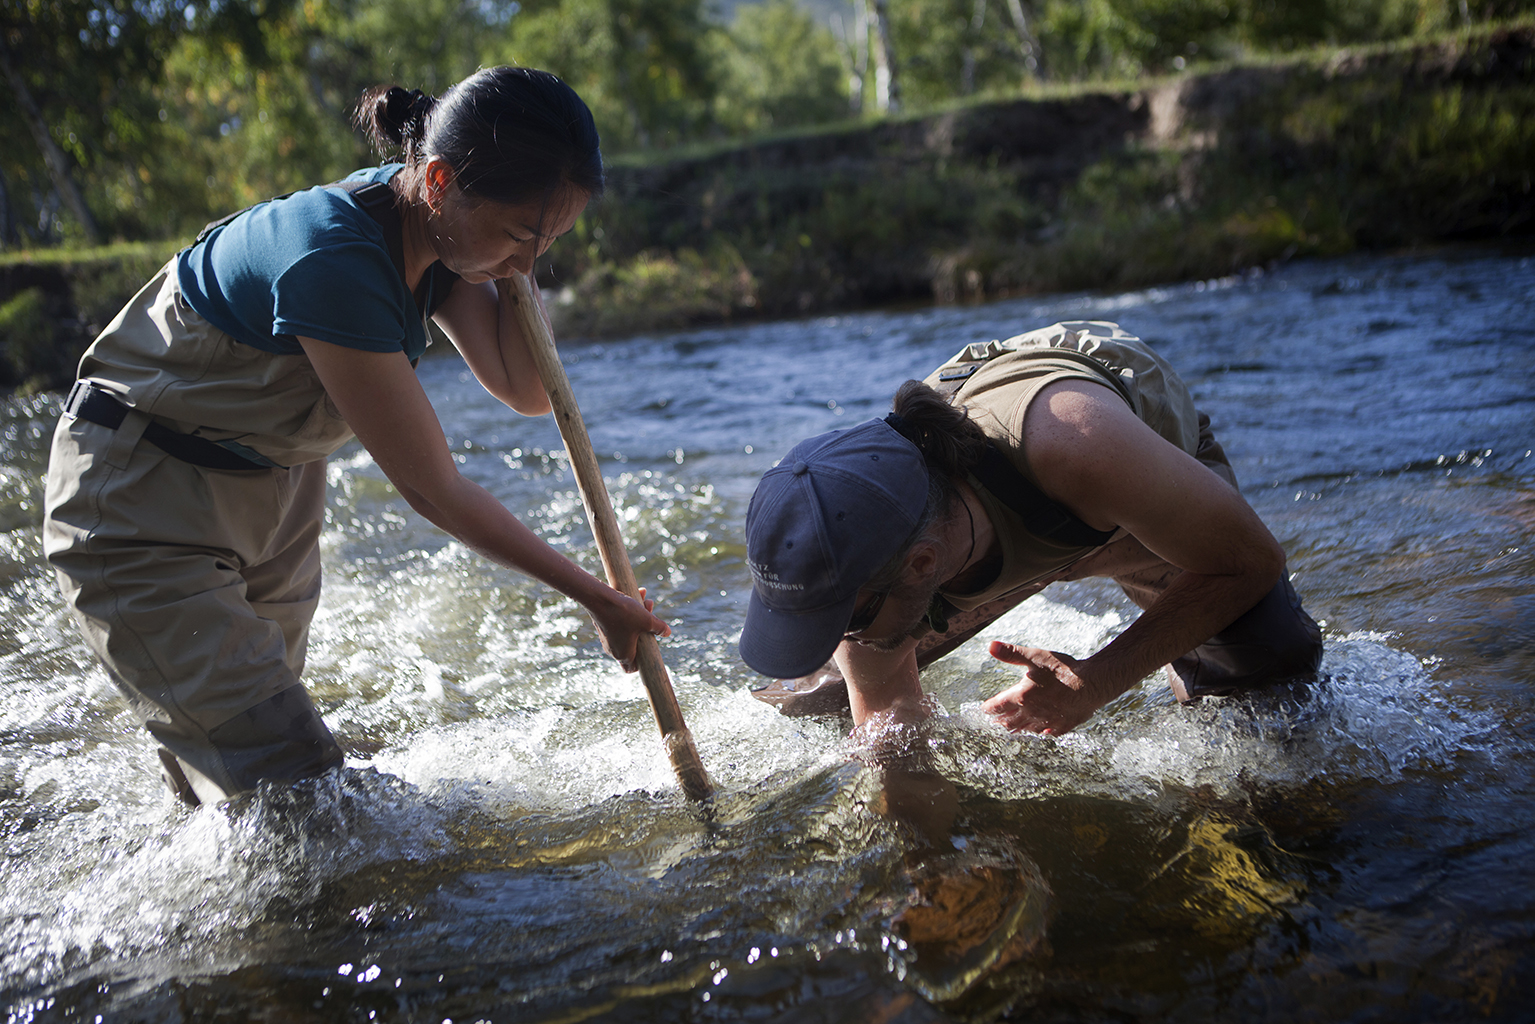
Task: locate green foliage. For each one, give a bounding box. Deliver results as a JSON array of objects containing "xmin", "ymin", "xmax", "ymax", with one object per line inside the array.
[
  {"xmin": 710, "ymin": 1, "xmax": 849, "ymax": 134},
  {"xmin": 564, "ymin": 145, "xmax": 1044, "ymax": 318},
  {"xmin": 889, "ymin": 0, "xmax": 1029, "ymax": 103},
  {"xmin": 1217, "ymin": 62, "xmax": 1535, "ymax": 242},
  {"xmin": 0, "ymin": 287, "xmax": 57, "ymax": 389},
  {"xmin": 0, "ymin": 0, "xmax": 281, "ymax": 243},
  {"xmin": 551, "ymin": 242, "xmax": 758, "ymax": 336},
  {"xmin": 157, "ymin": 6, "xmax": 368, "ymax": 226},
  {"xmin": 60, "ymin": 245, "xmax": 181, "ymax": 332},
  {"xmin": 866, "ymin": 0, "xmax": 1535, "ymax": 104},
  {"xmin": 0, "ymin": 239, "xmax": 179, "ymax": 390},
  {"xmin": 494, "ymin": 0, "xmax": 717, "ymax": 151},
  {"xmin": 1026, "ymin": 0, "xmax": 1533, "ymax": 79},
  {"xmin": 4, "ymin": 8, "xmax": 1533, "ymax": 367},
  {"xmin": 8, "ymin": 0, "xmax": 1533, "ymax": 249},
  {"xmin": 538, "ymin": 24, "xmax": 1534, "ymax": 335},
  {"xmin": 936, "ymin": 146, "xmax": 1356, "ymax": 302}
]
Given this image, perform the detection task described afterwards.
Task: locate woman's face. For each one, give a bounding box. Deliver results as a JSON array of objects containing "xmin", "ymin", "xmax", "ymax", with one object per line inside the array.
[{"xmin": 425, "ymin": 170, "xmax": 589, "ymax": 283}]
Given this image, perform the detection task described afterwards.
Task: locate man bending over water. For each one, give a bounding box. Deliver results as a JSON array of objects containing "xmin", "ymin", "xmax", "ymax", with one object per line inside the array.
[{"xmin": 738, "ymin": 321, "xmax": 1322, "ymax": 733}]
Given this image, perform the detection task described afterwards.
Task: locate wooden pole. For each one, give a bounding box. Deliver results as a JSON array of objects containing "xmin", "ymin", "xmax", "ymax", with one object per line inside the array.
[{"xmin": 502, "ymin": 273, "xmax": 713, "ymax": 803}]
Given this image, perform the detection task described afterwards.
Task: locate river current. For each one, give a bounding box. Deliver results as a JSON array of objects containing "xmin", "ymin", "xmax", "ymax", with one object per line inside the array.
[{"xmin": 1, "ymin": 245, "xmax": 1532, "ymax": 1023}]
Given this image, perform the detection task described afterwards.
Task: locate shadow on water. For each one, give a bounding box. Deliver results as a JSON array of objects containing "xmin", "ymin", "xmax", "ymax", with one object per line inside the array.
[{"xmin": 2, "ymin": 245, "xmax": 1534, "ymax": 1022}]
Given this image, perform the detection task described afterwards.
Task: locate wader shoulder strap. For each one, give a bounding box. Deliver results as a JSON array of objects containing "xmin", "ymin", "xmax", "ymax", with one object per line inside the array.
[
  {"xmin": 194, "ymin": 179, "xmax": 455, "ymax": 320},
  {"xmin": 905, "ymin": 348, "xmax": 1119, "ymax": 549},
  {"xmin": 80, "ymin": 180, "xmax": 437, "ymax": 474},
  {"xmin": 932, "ymin": 361, "xmax": 981, "ymax": 398},
  {"xmin": 970, "ymin": 443, "xmax": 1116, "ymax": 548}
]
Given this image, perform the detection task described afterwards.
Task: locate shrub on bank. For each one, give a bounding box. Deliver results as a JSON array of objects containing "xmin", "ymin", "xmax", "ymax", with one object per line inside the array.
[
  {"xmin": 3, "ymin": 22, "xmax": 1531, "ymax": 390},
  {"xmin": 0, "ymin": 242, "xmax": 179, "ymax": 392},
  {"xmin": 550, "ymin": 244, "xmax": 759, "ymax": 338},
  {"xmin": 0, "ymin": 289, "xmax": 61, "ymax": 394}
]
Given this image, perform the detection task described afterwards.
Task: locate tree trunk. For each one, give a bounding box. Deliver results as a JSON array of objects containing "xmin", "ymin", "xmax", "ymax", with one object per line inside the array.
[
  {"xmin": 1005, "ymin": 0, "xmax": 1042, "ymax": 78},
  {"xmin": 606, "ymin": 5, "xmax": 651, "ymax": 148},
  {"xmin": 0, "ymin": 165, "xmax": 15, "ymax": 248},
  {"xmin": 0, "ymin": 38, "xmax": 100, "ymax": 245},
  {"xmin": 962, "ymin": 0, "xmax": 987, "ymax": 95},
  {"xmin": 831, "ymin": 0, "xmax": 869, "ymax": 115},
  {"xmin": 868, "ymin": 0, "xmax": 900, "ymax": 113}
]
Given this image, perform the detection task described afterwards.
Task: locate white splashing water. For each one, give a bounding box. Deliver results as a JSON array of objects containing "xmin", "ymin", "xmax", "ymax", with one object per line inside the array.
[
  {"xmin": 369, "ymin": 677, "xmax": 849, "ymax": 814},
  {"xmin": 0, "ymin": 768, "xmax": 453, "ymax": 995},
  {"xmin": 916, "ymin": 595, "xmax": 1500, "ymax": 801}
]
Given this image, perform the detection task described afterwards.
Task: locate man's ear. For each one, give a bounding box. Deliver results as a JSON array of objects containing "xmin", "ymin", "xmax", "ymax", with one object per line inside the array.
[
  {"xmin": 423, "ymin": 156, "xmax": 455, "ymax": 214},
  {"xmin": 903, "ymin": 538, "xmax": 942, "ymax": 580}
]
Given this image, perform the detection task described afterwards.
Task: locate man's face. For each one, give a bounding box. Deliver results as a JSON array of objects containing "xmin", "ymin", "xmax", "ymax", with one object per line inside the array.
[{"xmin": 844, "ymin": 563, "xmax": 942, "ymax": 653}]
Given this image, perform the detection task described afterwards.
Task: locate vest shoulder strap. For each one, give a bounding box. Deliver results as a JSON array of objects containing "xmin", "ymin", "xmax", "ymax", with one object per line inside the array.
[
  {"xmin": 970, "ymin": 442, "xmax": 1116, "ymax": 548},
  {"xmin": 913, "ymin": 343, "xmax": 1119, "ymax": 549}
]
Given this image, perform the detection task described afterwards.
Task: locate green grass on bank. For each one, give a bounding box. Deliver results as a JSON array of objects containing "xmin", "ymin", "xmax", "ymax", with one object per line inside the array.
[
  {"xmin": 3, "ymin": 20, "xmax": 1531, "ymax": 391},
  {"xmin": 0, "ymin": 239, "xmax": 182, "ymax": 268},
  {"xmin": 0, "ymin": 241, "xmax": 181, "ymax": 393},
  {"xmin": 553, "ymin": 19, "xmax": 1534, "ymax": 337}
]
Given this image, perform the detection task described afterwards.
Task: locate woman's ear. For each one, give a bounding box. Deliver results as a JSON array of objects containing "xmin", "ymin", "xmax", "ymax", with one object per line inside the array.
[{"xmin": 422, "ymin": 156, "xmax": 455, "ymax": 214}]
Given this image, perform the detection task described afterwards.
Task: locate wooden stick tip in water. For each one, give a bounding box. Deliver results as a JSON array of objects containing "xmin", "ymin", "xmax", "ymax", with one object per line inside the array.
[{"xmin": 665, "ymin": 728, "xmax": 714, "ymax": 802}]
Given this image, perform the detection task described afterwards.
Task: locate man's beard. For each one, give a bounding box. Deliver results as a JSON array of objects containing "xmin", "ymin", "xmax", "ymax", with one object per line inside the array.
[{"xmin": 865, "ymin": 575, "xmax": 943, "ymax": 652}]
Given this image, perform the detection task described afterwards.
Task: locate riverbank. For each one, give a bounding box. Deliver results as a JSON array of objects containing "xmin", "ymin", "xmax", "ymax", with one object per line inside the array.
[
  {"xmin": 550, "ymin": 20, "xmax": 1532, "ymax": 337},
  {"xmin": 1, "ymin": 21, "xmax": 1530, "ymax": 391}
]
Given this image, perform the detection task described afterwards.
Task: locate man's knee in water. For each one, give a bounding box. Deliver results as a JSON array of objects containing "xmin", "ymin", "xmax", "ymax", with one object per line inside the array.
[{"xmin": 1171, "ymin": 576, "xmax": 1323, "ymax": 702}]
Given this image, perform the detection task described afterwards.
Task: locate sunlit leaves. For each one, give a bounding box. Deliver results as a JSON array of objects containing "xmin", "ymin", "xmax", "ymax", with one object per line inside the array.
[
  {"xmin": 710, "ymin": 0, "xmax": 848, "ymax": 135},
  {"xmin": 492, "ymin": 0, "xmax": 716, "ymax": 151}
]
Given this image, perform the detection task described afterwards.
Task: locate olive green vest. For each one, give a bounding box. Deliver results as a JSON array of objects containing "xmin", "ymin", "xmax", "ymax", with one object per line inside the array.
[{"xmin": 924, "ymin": 320, "xmax": 1204, "ymax": 611}]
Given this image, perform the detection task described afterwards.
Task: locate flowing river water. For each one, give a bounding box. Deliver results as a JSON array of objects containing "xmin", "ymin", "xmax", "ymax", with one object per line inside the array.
[{"xmin": 1, "ymin": 245, "xmax": 1532, "ymax": 1023}]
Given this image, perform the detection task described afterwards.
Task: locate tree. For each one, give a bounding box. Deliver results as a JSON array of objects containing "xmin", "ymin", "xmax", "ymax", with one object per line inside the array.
[
  {"xmin": 153, "ymin": 0, "xmax": 521, "ymax": 230},
  {"xmin": 494, "ymin": 0, "xmax": 717, "ymax": 151},
  {"xmin": 888, "ymin": 0, "xmax": 1045, "ymax": 105},
  {"xmin": 711, "ymin": 0, "xmax": 849, "ymax": 136},
  {"xmin": 869, "ymin": 0, "xmax": 900, "ymax": 111},
  {"xmin": 0, "ymin": 33, "xmax": 98, "ymax": 243},
  {"xmin": 0, "ymin": 0, "xmax": 283, "ymax": 244}
]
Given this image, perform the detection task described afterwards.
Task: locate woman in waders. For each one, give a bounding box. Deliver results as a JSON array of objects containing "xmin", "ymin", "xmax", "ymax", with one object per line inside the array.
[{"xmin": 42, "ymin": 67, "xmax": 667, "ymax": 806}]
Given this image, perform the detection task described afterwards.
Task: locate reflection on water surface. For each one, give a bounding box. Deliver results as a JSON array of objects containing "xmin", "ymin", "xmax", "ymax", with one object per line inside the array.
[{"xmin": 2, "ymin": 245, "xmax": 1532, "ymax": 1022}]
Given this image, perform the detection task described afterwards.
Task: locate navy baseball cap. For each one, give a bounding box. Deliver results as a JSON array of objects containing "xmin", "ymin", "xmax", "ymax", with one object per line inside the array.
[{"xmin": 739, "ymin": 418, "xmax": 930, "ymax": 679}]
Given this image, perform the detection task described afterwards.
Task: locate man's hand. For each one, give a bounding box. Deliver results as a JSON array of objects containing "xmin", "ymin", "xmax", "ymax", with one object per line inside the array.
[{"xmin": 981, "ymin": 642, "xmax": 1105, "ymax": 735}]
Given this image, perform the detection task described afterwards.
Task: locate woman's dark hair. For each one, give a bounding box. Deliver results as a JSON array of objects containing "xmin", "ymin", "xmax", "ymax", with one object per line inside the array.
[
  {"xmin": 865, "ymin": 380, "xmax": 991, "ymax": 591},
  {"xmin": 354, "ymin": 66, "xmax": 604, "ymax": 205}
]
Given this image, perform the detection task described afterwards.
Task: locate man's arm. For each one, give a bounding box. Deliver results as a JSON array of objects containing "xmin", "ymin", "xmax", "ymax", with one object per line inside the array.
[
  {"xmin": 430, "ymin": 277, "xmax": 552, "ymax": 416},
  {"xmin": 982, "ymin": 379, "xmax": 1284, "ymax": 734},
  {"xmin": 834, "ymin": 639, "xmax": 926, "ymax": 727}
]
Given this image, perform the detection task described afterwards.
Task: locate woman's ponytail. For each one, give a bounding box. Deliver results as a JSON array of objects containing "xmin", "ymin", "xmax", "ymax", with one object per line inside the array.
[
  {"xmin": 351, "ymin": 67, "xmax": 603, "ymax": 208},
  {"xmin": 354, "ymin": 85, "xmax": 437, "ymax": 161}
]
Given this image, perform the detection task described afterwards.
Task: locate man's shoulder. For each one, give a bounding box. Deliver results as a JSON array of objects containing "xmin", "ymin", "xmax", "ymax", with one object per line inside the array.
[{"xmin": 1024, "ymin": 378, "xmax": 1155, "ymax": 460}]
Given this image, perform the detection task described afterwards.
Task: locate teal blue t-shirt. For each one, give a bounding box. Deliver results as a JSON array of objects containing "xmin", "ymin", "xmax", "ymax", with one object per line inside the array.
[{"xmin": 175, "ymin": 165, "xmax": 458, "ymax": 363}]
